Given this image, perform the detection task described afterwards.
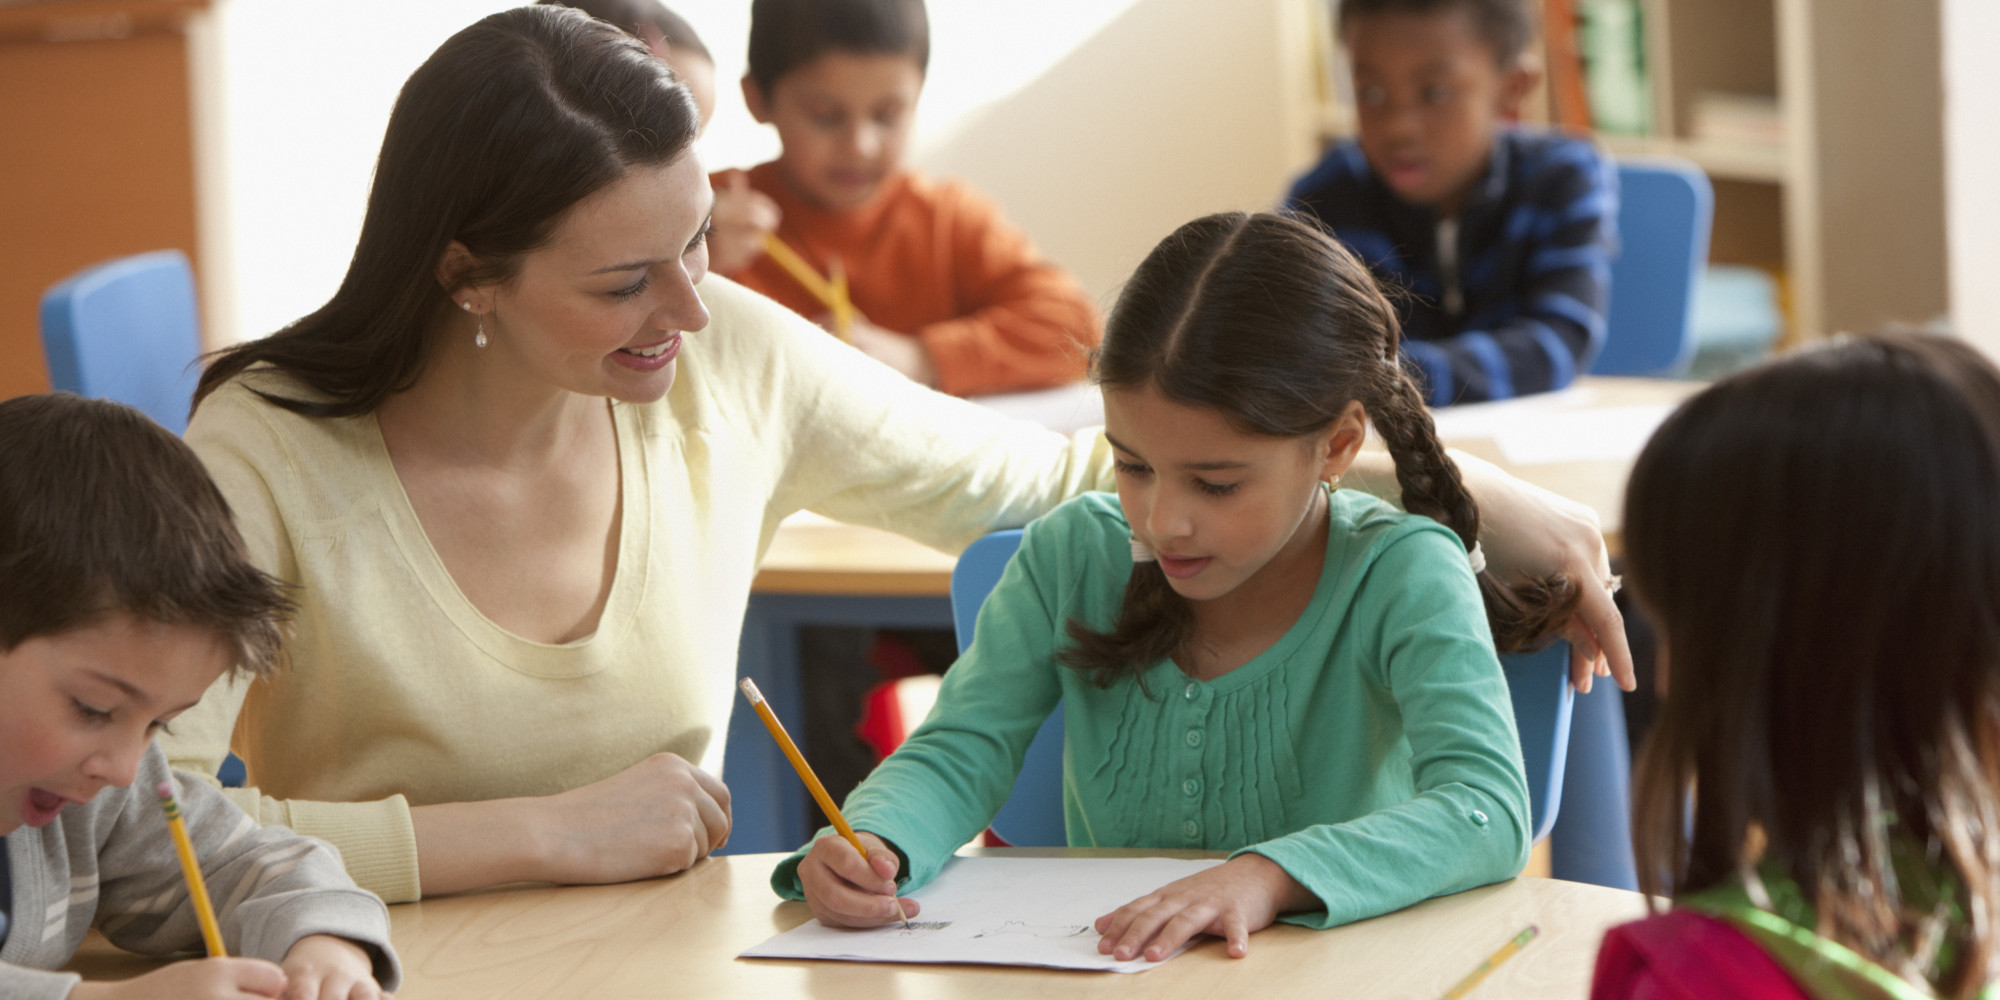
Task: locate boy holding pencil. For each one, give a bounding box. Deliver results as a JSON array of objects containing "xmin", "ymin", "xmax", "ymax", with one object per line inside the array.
[
  {"xmin": 0, "ymin": 395, "xmax": 398, "ymax": 1000},
  {"xmin": 708, "ymin": 0, "xmax": 1100, "ymax": 397}
]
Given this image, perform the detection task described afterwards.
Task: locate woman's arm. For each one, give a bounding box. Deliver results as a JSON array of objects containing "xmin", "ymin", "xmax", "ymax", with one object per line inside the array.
[{"xmin": 1346, "ymin": 449, "xmax": 1634, "ymax": 692}]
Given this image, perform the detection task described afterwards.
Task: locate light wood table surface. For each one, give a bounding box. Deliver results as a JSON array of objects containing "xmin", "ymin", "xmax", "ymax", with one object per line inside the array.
[
  {"xmin": 393, "ymin": 850, "xmax": 1647, "ymax": 998},
  {"xmin": 67, "ymin": 850, "xmax": 1646, "ymax": 998}
]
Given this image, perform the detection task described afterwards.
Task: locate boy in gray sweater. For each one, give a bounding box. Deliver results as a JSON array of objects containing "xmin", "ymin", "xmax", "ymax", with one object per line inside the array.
[{"xmin": 0, "ymin": 394, "xmax": 399, "ymax": 999}]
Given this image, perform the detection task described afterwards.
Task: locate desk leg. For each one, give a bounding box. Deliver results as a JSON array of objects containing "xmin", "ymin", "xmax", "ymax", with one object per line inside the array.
[{"xmin": 720, "ymin": 593, "xmax": 957, "ymax": 855}]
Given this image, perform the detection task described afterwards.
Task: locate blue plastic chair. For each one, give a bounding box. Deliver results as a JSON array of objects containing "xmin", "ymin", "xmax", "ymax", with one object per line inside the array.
[
  {"xmin": 949, "ymin": 530, "xmax": 1575, "ymax": 846},
  {"xmin": 1590, "ymin": 159, "xmax": 1714, "ymax": 377},
  {"xmin": 39, "ymin": 250, "xmax": 203, "ymax": 435}
]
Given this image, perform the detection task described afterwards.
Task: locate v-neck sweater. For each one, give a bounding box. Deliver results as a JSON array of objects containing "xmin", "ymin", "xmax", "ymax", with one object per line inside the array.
[
  {"xmin": 772, "ymin": 490, "xmax": 1531, "ymax": 928},
  {"xmin": 165, "ymin": 276, "xmax": 1116, "ymax": 902}
]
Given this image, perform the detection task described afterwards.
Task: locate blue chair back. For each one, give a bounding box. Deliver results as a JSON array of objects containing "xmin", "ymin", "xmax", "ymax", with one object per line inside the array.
[
  {"xmin": 1592, "ymin": 159, "xmax": 1713, "ymax": 377},
  {"xmin": 949, "ymin": 529, "xmax": 1574, "ymax": 846},
  {"xmin": 951, "ymin": 530, "xmax": 1067, "ymax": 845},
  {"xmin": 39, "ymin": 250, "xmax": 203, "ymax": 435}
]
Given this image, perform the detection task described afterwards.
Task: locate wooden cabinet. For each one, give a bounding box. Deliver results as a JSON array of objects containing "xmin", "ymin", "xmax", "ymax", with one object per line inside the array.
[{"xmin": 0, "ymin": 0, "xmax": 211, "ymax": 399}]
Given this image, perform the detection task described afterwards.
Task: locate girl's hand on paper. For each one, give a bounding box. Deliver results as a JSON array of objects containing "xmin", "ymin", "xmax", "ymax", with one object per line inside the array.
[
  {"xmin": 798, "ymin": 830, "xmax": 920, "ymax": 928},
  {"xmin": 1093, "ymin": 853, "xmax": 1313, "ymax": 961},
  {"xmin": 69, "ymin": 956, "xmax": 288, "ymax": 1000},
  {"xmin": 279, "ymin": 934, "xmax": 392, "ymax": 1000}
]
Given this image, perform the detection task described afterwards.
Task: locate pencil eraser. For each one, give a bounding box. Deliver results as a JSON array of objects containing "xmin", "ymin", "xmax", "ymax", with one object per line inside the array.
[
  {"xmin": 739, "ymin": 678, "xmax": 763, "ymax": 702},
  {"xmin": 156, "ymin": 780, "xmax": 175, "ymax": 799}
]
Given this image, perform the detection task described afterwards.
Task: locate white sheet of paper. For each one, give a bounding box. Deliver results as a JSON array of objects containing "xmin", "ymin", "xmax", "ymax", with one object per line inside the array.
[
  {"xmin": 1491, "ymin": 404, "xmax": 1678, "ymax": 466},
  {"xmin": 741, "ymin": 856, "xmax": 1225, "ymax": 973}
]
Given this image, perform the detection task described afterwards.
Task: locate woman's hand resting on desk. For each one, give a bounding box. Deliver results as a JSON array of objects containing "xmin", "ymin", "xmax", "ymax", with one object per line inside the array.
[
  {"xmin": 528, "ymin": 752, "xmax": 732, "ymax": 884},
  {"xmin": 412, "ymin": 752, "xmax": 730, "ymax": 897},
  {"xmin": 1094, "ymin": 853, "xmax": 1315, "ymax": 961},
  {"xmin": 797, "ymin": 830, "xmax": 920, "ymax": 928}
]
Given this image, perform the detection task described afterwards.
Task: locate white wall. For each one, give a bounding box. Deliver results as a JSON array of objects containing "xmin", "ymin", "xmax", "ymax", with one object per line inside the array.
[
  {"xmin": 201, "ymin": 0, "xmax": 1308, "ymax": 344},
  {"xmin": 1944, "ymin": 0, "xmax": 2000, "ymax": 357}
]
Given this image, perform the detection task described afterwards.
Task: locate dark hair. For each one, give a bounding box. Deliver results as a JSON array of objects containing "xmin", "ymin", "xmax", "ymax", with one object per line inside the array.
[
  {"xmin": 1061, "ymin": 212, "xmax": 1576, "ymax": 685},
  {"xmin": 195, "ymin": 6, "xmax": 699, "ymax": 418},
  {"xmin": 0, "ymin": 394, "xmax": 291, "ymax": 675},
  {"xmin": 746, "ymin": 0, "xmax": 929, "ymax": 95},
  {"xmin": 539, "ymin": 0, "xmax": 710, "ymax": 60},
  {"xmin": 1338, "ymin": 0, "xmax": 1537, "ymax": 65},
  {"xmin": 1624, "ymin": 333, "xmax": 2000, "ymax": 997}
]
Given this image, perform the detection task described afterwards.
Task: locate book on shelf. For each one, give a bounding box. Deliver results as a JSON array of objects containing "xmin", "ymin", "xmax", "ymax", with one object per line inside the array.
[
  {"xmin": 1579, "ymin": 0, "xmax": 1649, "ymax": 136},
  {"xmin": 1688, "ymin": 92, "xmax": 1785, "ymax": 149}
]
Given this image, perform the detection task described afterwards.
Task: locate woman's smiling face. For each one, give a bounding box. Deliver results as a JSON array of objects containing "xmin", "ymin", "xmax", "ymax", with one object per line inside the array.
[{"xmin": 473, "ymin": 152, "xmax": 717, "ymax": 404}]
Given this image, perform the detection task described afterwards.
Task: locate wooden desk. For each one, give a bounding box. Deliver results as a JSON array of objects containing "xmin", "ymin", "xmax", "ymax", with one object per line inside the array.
[{"xmin": 73, "ymin": 850, "xmax": 1649, "ymax": 998}]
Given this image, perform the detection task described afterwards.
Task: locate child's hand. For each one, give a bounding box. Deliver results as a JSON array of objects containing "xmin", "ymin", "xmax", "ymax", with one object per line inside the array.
[
  {"xmin": 68, "ymin": 956, "xmax": 287, "ymax": 999},
  {"xmin": 837, "ymin": 315, "xmax": 939, "ymax": 388},
  {"xmin": 279, "ymin": 934, "xmax": 391, "ymax": 1000},
  {"xmin": 708, "ymin": 170, "xmax": 781, "ymax": 275},
  {"xmin": 797, "ymin": 830, "xmax": 921, "ymax": 928},
  {"xmin": 1093, "ymin": 853, "xmax": 1314, "ymax": 962}
]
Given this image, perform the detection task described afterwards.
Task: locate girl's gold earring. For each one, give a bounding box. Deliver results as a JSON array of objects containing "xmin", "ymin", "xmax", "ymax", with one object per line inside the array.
[{"xmin": 1328, "ymin": 475, "xmax": 1341, "ymax": 493}]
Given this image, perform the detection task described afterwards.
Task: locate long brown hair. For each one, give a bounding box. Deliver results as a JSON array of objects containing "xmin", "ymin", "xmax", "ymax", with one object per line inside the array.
[
  {"xmin": 194, "ymin": 5, "xmax": 699, "ymax": 418},
  {"xmin": 1061, "ymin": 212, "xmax": 1576, "ymax": 685},
  {"xmin": 1624, "ymin": 333, "xmax": 2000, "ymax": 996}
]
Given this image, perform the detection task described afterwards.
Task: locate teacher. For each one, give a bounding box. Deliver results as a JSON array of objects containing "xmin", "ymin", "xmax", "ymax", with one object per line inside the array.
[{"xmin": 165, "ymin": 6, "xmax": 1630, "ymax": 904}]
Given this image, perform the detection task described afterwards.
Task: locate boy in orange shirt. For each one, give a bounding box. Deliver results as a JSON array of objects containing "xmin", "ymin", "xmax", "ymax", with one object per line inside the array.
[{"xmin": 708, "ymin": 0, "xmax": 1100, "ymax": 397}]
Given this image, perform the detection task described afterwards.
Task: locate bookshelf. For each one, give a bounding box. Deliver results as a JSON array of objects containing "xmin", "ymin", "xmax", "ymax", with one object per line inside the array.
[
  {"xmin": 1304, "ymin": 0, "xmax": 1950, "ymax": 345},
  {"xmin": 1584, "ymin": 0, "xmax": 1946, "ymax": 344}
]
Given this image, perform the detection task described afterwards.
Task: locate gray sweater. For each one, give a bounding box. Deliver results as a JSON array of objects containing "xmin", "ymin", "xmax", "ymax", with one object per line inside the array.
[{"xmin": 1, "ymin": 743, "xmax": 399, "ymax": 999}]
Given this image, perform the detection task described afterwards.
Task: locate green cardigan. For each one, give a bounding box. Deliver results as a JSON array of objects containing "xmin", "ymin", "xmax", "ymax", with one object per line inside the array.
[{"xmin": 772, "ymin": 490, "xmax": 1531, "ymax": 928}]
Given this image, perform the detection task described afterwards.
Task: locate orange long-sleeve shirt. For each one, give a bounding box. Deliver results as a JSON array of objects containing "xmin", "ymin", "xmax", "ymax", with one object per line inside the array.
[{"xmin": 716, "ymin": 162, "xmax": 1101, "ymax": 397}]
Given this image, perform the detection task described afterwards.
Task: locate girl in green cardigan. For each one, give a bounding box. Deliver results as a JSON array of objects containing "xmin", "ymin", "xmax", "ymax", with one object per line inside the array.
[{"xmin": 777, "ymin": 212, "xmax": 1578, "ymax": 961}]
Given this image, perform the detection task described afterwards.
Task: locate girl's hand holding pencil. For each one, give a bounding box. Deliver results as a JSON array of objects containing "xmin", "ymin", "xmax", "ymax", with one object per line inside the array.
[{"xmin": 796, "ymin": 829, "xmax": 922, "ymax": 928}]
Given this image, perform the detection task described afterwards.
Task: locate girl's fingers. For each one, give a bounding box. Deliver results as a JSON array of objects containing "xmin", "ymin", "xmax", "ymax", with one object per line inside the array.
[
  {"xmin": 1222, "ymin": 910, "xmax": 1251, "ymax": 958},
  {"xmin": 1107, "ymin": 900, "xmax": 1179, "ymax": 961},
  {"xmin": 1141, "ymin": 906, "xmax": 1213, "ymax": 962}
]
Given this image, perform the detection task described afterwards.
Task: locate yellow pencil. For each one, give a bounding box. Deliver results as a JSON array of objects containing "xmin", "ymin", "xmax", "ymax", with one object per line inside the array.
[
  {"xmin": 761, "ymin": 234, "xmax": 838, "ymax": 306},
  {"xmin": 738, "ymin": 677, "xmax": 909, "ymax": 928},
  {"xmin": 156, "ymin": 779, "xmax": 228, "ymax": 958},
  {"xmin": 1440, "ymin": 924, "xmax": 1537, "ymax": 999},
  {"xmin": 826, "ymin": 255, "xmax": 855, "ymax": 344}
]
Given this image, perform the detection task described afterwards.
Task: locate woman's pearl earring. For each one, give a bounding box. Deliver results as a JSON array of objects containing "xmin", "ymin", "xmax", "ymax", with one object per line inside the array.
[{"xmin": 461, "ymin": 300, "xmax": 488, "ymax": 349}]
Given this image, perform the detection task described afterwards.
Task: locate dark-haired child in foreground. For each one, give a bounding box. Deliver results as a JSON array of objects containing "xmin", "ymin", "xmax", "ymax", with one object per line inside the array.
[
  {"xmin": 1594, "ymin": 333, "xmax": 2000, "ymax": 999},
  {"xmin": 708, "ymin": 0, "xmax": 1100, "ymax": 396},
  {"xmin": 0, "ymin": 395, "xmax": 398, "ymax": 1000},
  {"xmin": 775, "ymin": 212, "xmax": 1579, "ymax": 960},
  {"xmin": 1289, "ymin": 0, "xmax": 1616, "ymax": 405}
]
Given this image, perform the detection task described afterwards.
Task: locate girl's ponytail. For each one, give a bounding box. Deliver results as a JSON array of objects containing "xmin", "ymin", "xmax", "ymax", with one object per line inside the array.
[{"xmin": 1367, "ymin": 361, "xmax": 1579, "ymax": 652}]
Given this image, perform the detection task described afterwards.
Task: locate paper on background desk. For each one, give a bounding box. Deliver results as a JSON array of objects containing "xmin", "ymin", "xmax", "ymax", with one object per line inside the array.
[
  {"xmin": 1428, "ymin": 387, "xmax": 1676, "ymax": 466},
  {"xmin": 742, "ymin": 856, "xmax": 1224, "ymax": 972}
]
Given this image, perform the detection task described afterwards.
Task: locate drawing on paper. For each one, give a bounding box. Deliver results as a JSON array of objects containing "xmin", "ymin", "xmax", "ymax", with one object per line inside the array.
[
  {"xmin": 895, "ymin": 921, "xmax": 952, "ymax": 935},
  {"xmin": 973, "ymin": 921, "xmax": 1091, "ymax": 940}
]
